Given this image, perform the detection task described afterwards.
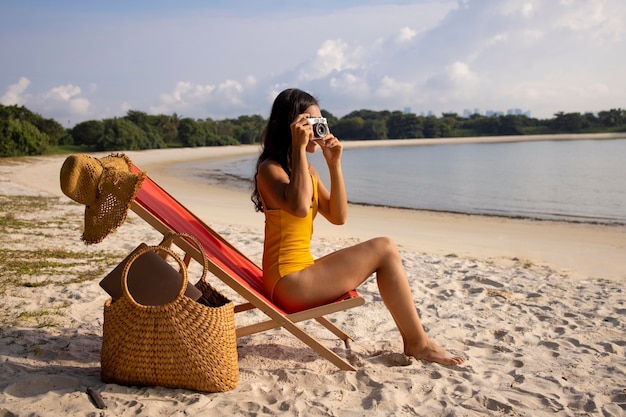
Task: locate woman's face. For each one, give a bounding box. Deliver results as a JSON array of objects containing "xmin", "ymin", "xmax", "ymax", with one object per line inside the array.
[{"xmin": 303, "ymin": 104, "xmax": 323, "ymax": 153}]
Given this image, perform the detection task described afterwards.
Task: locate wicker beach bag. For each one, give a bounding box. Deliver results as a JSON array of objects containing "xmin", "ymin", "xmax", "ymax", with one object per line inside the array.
[{"xmin": 100, "ymin": 234, "xmax": 239, "ymax": 392}]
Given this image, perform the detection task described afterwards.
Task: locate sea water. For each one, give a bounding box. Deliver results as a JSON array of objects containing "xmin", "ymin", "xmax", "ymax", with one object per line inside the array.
[{"xmin": 188, "ymin": 138, "xmax": 626, "ymax": 225}]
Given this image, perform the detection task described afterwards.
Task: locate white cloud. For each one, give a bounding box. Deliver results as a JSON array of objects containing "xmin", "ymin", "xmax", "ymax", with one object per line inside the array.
[
  {"xmin": 1, "ymin": 78, "xmax": 91, "ymax": 121},
  {"xmin": 151, "ymin": 79, "xmax": 247, "ymax": 116},
  {"xmin": 555, "ymin": 0, "xmax": 624, "ymax": 42},
  {"xmin": 298, "ymin": 39, "xmax": 362, "ymax": 81},
  {"xmin": 521, "ymin": 3, "xmax": 536, "ymax": 18},
  {"xmin": 425, "ymin": 62, "xmax": 477, "ymax": 91},
  {"xmin": 487, "ymin": 33, "xmax": 509, "ymax": 46},
  {"xmin": 155, "ymin": 81, "xmax": 215, "ymax": 108},
  {"xmin": 41, "ymin": 84, "xmax": 91, "ymax": 116},
  {"xmin": 499, "ymin": 0, "xmax": 539, "ymax": 18},
  {"xmin": 397, "ymin": 27, "xmax": 417, "ymax": 43},
  {"xmin": 1, "ymin": 77, "xmax": 30, "ymax": 105},
  {"xmin": 217, "ymin": 80, "xmax": 243, "ymax": 93},
  {"xmin": 375, "ymin": 76, "xmax": 415, "ymax": 99},
  {"xmin": 46, "ymin": 84, "xmax": 81, "ymax": 102},
  {"xmin": 68, "ymin": 97, "xmax": 91, "ymax": 115},
  {"xmin": 216, "ymin": 80, "xmax": 244, "ymax": 106},
  {"xmin": 329, "ymin": 72, "xmax": 370, "ymax": 98},
  {"xmin": 519, "ymin": 29, "xmax": 543, "ymax": 43}
]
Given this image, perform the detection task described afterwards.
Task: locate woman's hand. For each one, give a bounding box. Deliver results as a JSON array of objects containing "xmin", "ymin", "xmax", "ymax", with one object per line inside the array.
[
  {"xmin": 317, "ymin": 134, "xmax": 342, "ymax": 166},
  {"xmin": 290, "ymin": 113, "xmax": 313, "ymax": 149}
]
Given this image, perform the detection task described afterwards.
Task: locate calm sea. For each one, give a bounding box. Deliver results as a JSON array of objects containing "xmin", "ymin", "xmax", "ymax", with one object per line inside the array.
[{"xmin": 187, "ymin": 138, "xmax": 626, "ymax": 225}]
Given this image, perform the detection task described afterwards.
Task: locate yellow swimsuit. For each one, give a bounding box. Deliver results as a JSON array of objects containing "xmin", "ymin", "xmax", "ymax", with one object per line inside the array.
[{"xmin": 262, "ymin": 175, "xmax": 318, "ymax": 302}]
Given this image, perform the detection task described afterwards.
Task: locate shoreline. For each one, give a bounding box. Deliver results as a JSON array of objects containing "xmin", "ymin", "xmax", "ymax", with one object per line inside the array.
[
  {"xmin": 168, "ymin": 131, "xmax": 626, "ymax": 226},
  {"xmin": 333, "ymin": 200, "xmax": 626, "ymax": 227},
  {"xmin": 5, "ymin": 133, "xmax": 625, "ymax": 282},
  {"xmin": 341, "ymin": 131, "xmax": 626, "ymax": 148}
]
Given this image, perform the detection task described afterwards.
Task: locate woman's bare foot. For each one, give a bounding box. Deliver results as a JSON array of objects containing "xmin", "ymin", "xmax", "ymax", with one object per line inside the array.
[{"xmin": 405, "ymin": 339, "xmax": 466, "ymax": 366}]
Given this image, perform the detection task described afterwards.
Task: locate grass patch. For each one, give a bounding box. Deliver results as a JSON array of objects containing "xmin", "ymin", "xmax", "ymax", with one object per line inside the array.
[
  {"xmin": 0, "ymin": 248, "xmax": 122, "ymax": 289},
  {"xmin": 0, "ymin": 212, "xmax": 31, "ymax": 229},
  {"xmin": 1, "ymin": 297, "xmax": 75, "ymax": 328},
  {"xmin": 0, "ymin": 192, "xmax": 122, "ymax": 326},
  {"xmin": 0, "ymin": 194, "xmax": 58, "ymax": 213},
  {"xmin": 47, "ymin": 144, "xmax": 96, "ymax": 155},
  {"xmin": 0, "ymin": 194, "xmax": 71, "ymax": 231},
  {"xmin": 17, "ymin": 306, "xmax": 68, "ymax": 328},
  {"xmin": 0, "ymin": 190, "xmax": 129, "ymax": 329}
]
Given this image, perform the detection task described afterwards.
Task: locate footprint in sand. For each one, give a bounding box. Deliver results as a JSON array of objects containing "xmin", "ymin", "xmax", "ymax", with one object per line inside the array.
[{"xmin": 371, "ymin": 351, "xmax": 414, "ymax": 367}]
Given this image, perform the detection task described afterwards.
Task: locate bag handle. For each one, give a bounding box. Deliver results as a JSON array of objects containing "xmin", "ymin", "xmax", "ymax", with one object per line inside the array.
[
  {"xmin": 120, "ymin": 245, "xmax": 188, "ymax": 307},
  {"xmin": 158, "ymin": 233, "xmax": 209, "ymax": 285}
]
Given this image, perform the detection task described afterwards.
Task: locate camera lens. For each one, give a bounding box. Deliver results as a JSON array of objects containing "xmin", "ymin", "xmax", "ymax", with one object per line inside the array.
[{"xmin": 314, "ymin": 123, "xmax": 328, "ymax": 138}]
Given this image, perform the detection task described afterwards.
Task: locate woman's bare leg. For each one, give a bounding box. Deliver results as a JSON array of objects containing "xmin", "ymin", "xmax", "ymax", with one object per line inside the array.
[{"xmin": 273, "ymin": 237, "xmax": 465, "ymax": 365}]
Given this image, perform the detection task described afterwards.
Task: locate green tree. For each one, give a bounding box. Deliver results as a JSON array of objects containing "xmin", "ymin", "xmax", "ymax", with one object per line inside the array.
[
  {"xmin": 439, "ymin": 113, "xmax": 462, "ymax": 137},
  {"xmin": 462, "ymin": 115, "xmax": 501, "ymax": 135},
  {"xmin": 552, "ymin": 112, "xmax": 585, "ymax": 133},
  {"xmin": 124, "ymin": 110, "xmax": 166, "ymax": 149},
  {"xmin": 71, "ymin": 120, "xmax": 104, "ymax": 147},
  {"xmin": 321, "ymin": 109, "xmax": 338, "ymax": 127},
  {"xmin": 232, "ymin": 115, "xmax": 264, "ymax": 144},
  {"xmin": 422, "ymin": 116, "xmax": 440, "ymax": 138},
  {"xmin": 360, "ymin": 118, "xmax": 387, "ymax": 140},
  {"xmin": 598, "ymin": 108, "xmax": 625, "ymax": 127},
  {"xmin": 332, "ymin": 116, "xmax": 364, "ymax": 139},
  {"xmin": 97, "ymin": 118, "xmax": 148, "ymax": 151},
  {"xmin": 178, "ymin": 118, "xmax": 205, "ymax": 147},
  {"xmin": 584, "ymin": 112, "xmax": 599, "ymax": 129},
  {"xmin": 32, "ymin": 117, "xmax": 68, "ymax": 146},
  {"xmin": 215, "ymin": 119, "xmax": 236, "ymax": 142},
  {"xmin": 153, "ymin": 113, "xmax": 180, "ymax": 145},
  {"xmin": 343, "ymin": 109, "xmax": 382, "ymax": 121},
  {"xmin": 498, "ymin": 115, "xmax": 525, "ymax": 135},
  {"xmin": 0, "ymin": 104, "xmax": 65, "ymax": 152},
  {"xmin": 0, "ymin": 118, "xmax": 50, "ymax": 157},
  {"xmin": 387, "ymin": 111, "xmax": 423, "ymax": 139}
]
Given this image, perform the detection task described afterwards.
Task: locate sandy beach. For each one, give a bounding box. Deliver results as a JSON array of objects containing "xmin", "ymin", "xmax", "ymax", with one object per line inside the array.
[{"xmin": 1, "ymin": 136, "xmax": 625, "ymax": 416}]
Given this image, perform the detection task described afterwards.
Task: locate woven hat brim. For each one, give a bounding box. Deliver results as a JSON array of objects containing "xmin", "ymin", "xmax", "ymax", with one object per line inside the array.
[{"xmin": 82, "ymin": 159, "xmax": 146, "ymax": 244}]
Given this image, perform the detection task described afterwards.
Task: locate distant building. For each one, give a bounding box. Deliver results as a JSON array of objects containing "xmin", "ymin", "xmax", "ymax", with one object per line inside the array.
[
  {"xmin": 463, "ymin": 108, "xmax": 481, "ymax": 118},
  {"xmin": 415, "ymin": 107, "xmax": 530, "ymax": 118}
]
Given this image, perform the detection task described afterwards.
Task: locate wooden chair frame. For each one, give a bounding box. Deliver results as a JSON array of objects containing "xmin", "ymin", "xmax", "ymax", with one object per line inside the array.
[{"xmin": 129, "ymin": 169, "xmax": 364, "ymax": 371}]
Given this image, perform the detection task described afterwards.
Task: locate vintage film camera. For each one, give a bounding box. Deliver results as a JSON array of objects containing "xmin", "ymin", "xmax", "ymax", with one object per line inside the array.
[{"xmin": 306, "ymin": 117, "xmax": 329, "ymax": 139}]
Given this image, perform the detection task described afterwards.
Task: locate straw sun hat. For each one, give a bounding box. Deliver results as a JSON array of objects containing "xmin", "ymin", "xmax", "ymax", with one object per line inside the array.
[{"xmin": 60, "ymin": 153, "xmax": 146, "ymax": 244}]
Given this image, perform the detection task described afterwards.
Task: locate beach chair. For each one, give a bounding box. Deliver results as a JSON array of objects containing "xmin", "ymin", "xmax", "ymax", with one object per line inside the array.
[{"xmin": 128, "ymin": 165, "xmax": 364, "ymax": 371}]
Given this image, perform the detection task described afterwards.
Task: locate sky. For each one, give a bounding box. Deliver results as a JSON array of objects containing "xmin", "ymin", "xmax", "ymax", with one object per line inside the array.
[{"xmin": 1, "ymin": 0, "xmax": 625, "ymax": 127}]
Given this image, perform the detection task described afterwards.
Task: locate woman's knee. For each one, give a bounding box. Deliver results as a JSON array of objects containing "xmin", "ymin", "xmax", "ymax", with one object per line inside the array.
[{"xmin": 370, "ymin": 237, "xmax": 401, "ymax": 260}]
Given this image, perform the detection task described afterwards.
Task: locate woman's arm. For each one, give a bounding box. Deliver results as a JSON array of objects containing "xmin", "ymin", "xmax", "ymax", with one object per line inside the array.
[
  {"xmin": 257, "ymin": 114, "xmax": 314, "ymax": 217},
  {"xmin": 316, "ymin": 135, "xmax": 348, "ymax": 225}
]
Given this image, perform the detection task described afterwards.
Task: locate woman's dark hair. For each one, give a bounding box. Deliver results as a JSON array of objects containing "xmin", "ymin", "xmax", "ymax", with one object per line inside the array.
[{"xmin": 251, "ymin": 88, "xmax": 319, "ymax": 212}]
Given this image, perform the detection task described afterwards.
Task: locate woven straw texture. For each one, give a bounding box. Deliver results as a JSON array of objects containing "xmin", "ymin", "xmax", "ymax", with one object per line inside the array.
[
  {"xmin": 82, "ymin": 154, "xmax": 145, "ymax": 244},
  {"xmin": 59, "ymin": 153, "xmax": 146, "ymax": 244},
  {"xmin": 101, "ymin": 238, "xmax": 239, "ymax": 392}
]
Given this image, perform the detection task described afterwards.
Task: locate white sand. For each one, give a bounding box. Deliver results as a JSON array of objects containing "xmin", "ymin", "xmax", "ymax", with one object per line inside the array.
[{"xmin": 1, "ymin": 137, "xmax": 625, "ymax": 416}]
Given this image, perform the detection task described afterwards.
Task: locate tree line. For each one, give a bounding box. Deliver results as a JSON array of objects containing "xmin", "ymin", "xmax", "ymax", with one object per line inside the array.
[{"xmin": 1, "ymin": 103, "xmax": 625, "ymax": 157}]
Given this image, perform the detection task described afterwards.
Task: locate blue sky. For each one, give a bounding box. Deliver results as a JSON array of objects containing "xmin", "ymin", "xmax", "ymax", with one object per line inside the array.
[{"xmin": 1, "ymin": 0, "xmax": 624, "ymax": 127}]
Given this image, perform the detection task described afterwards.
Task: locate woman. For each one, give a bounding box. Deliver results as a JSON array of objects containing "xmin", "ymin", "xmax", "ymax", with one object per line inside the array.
[{"xmin": 252, "ymin": 88, "xmax": 465, "ymax": 366}]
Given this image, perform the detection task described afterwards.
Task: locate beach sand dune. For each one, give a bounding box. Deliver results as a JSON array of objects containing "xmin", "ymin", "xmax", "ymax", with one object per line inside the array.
[{"xmin": 1, "ymin": 147, "xmax": 625, "ymax": 416}]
